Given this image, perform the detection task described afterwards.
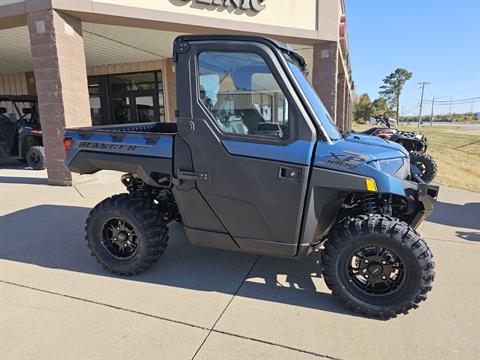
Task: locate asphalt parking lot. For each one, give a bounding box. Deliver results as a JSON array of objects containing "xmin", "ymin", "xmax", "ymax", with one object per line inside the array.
[{"xmin": 1, "ymin": 167, "xmax": 479, "ymax": 359}]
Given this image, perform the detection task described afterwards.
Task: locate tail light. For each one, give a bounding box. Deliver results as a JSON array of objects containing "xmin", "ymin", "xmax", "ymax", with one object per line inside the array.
[{"xmin": 63, "ymin": 137, "xmax": 73, "ymax": 157}]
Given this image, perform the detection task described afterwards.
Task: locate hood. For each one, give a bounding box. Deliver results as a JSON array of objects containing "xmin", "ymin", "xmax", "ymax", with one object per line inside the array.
[
  {"xmin": 346, "ymin": 133, "xmax": 409, "ymax": 156},
  {"xmin": 313, "ymin": 134, "xmax": 409, "ymax": 174}
]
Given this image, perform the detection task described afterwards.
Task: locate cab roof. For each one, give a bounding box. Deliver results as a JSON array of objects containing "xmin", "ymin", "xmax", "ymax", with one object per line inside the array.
[{"xmin": 173, "ymin": 34, "xmax": 307, "ymax": 71}]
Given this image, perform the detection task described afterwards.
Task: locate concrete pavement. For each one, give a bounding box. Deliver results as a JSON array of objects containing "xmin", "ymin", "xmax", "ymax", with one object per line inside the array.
[{"xmin": 1, "ymin": 166, "xmax": 479, "ymax": 359}]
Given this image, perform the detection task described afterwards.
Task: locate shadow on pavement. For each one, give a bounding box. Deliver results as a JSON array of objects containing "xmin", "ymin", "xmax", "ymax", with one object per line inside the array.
[
  {"xmin": 0, "ymin": 176, "xmax": 47, "ymax": 185},
  {"xmin": 1, "ymin": 204, "xmax": 362, "ymax": 319},
  {"xmin": 0, "ymin": 160, "xmax": 46, "ymax": 185},
  {"xmin": 456, "ymin": 231, "xmax": 480, "ymax": 242},
  {"xmin": 427, "ymin": 201, "xmax": 480, "ymax": 231}
]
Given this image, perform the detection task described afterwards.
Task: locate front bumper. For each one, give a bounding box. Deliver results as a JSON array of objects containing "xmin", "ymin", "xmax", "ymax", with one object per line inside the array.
[{"xmin": 405, "ymin": 182, "xmax": 439, "ymax": 229}]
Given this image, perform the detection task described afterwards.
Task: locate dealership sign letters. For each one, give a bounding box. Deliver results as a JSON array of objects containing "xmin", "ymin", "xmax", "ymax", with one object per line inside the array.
[{"xmin": 183, "ymin": 0, "xmax": 266, "ymax": 12}]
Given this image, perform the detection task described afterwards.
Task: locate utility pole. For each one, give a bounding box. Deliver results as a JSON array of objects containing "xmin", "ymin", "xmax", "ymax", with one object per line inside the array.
[
  {"xmin": 417, "ymin": 82, "xmax": 430, "ymax": 128},
  {"xmin": 430, "ymin": 97, "xmax": 435, "ymax": 126}
]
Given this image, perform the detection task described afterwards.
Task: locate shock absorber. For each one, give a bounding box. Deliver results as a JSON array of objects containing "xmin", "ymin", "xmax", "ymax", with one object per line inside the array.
[{"xmin": 360, "ymin": 193, "xmax": 379, "ymax": 215}]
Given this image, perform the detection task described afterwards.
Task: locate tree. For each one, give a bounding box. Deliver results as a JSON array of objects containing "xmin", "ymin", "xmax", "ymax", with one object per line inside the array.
[
  {"xmin": 353, "ymin": 93, "xmax": 373, "ymax": 123},
  {"xmin": 372, "ymin": 97, "xmax": 389, "ymax": 117},
  {"xmin": 379, "ymin": 68, "xmax": 413, "ymax": 122}
]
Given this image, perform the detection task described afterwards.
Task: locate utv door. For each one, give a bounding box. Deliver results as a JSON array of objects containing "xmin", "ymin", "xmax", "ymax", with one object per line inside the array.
[{"xmin": 173, "ymin": 39, "xmax": 317, "ymax": 256}]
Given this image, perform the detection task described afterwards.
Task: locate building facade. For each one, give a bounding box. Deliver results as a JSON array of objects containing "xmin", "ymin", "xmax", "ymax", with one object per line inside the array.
[{"xmin": 0, "ymin": 0, "xmax": 353, "ymax": 185}]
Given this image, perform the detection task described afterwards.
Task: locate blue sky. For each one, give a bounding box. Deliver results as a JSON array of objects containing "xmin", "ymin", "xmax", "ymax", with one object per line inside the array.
[{"xmin": 346, "ymin": 0, "xmax": 480, "ymax": 115}]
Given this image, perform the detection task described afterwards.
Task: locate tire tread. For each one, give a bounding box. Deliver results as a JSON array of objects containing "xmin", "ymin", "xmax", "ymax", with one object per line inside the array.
[{"xmin": 323, "ymin": 214, "xmax": 435, "ymax": 319}]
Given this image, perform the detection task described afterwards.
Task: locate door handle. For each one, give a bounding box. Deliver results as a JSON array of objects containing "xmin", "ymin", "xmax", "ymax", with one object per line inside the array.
[
  {"xmin": 177, "ymin": 169, "xmax": 209, "ymax": 182},
  {"xmin": 278, "ymin": 166, "xmax": 301, "ymax": 181}
]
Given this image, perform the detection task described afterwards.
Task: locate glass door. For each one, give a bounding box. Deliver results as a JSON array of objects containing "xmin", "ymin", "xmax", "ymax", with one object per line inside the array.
[
  {"xmin": 111, "ymin": 96, "xmax": 132, "ymax": 124},
  {"xmin": 134, "ymin": 95, "xmax": 156, "ymax": 122}
]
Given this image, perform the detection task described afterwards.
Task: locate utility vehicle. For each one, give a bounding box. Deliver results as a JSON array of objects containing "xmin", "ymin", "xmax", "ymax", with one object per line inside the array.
[
  {"xmin": 360, "ymin": 116, "xmax": 437, "ymax": 183},
  {"xmin": 0, "ymin": 95, "xmax": 45, "ymax": 169},
  {"xmin": 64, "ymin": 35, "xmax": 438, "ymax": 319}
]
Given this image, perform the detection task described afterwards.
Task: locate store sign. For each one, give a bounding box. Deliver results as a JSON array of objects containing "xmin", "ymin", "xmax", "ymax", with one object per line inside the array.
[{"xmin": 182, "ymin": 0, "xmax": 266, "ymax": 12}]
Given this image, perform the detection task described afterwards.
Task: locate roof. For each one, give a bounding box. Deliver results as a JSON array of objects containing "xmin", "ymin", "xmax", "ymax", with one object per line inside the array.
[{"xmin": 173, "ymin": 34, "xmax": 307, "ymax": 71}]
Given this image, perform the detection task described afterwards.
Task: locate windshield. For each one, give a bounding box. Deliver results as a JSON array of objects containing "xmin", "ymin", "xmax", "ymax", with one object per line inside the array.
[{"xmin": 285, "ymin": 58, "xmax": 341, "ymax": 141}]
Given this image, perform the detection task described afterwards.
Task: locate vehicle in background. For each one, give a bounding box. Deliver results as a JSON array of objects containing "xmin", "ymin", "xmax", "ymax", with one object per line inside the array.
[
  {"xmin": 0, "ymin": 95, "xmax": 45, "ymax": 170},
  {"xmin": 361, "ymin": 115, "xmax": 437, "ymax": 183}
]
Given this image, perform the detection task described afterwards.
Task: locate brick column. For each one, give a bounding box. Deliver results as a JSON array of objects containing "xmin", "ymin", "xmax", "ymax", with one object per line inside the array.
[
  {"xmin": 336, "ymin": 73, "xmax": 346, "ymax": 130},
  {"xmin": 312, "ymin": 41, "xmax": 338, "ymax": 123},
  {"xmin": 27, "ymin": 10, "xmax": 91, "ymax": 186}
]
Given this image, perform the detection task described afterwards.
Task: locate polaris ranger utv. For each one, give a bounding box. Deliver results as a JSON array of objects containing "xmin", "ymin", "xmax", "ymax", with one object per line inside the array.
[
  {"xmin": 0, "ymin": 95, "xmax": 45, "ymax": 169},
  {"xmin": 65, "ymin": 35, "xmax": 438, "ymax": 319}
]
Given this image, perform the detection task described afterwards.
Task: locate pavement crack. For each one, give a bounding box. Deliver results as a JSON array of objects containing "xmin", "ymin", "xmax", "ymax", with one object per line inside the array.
[
  {"xmin": 211, "ymin": 329, "xmax": 343, "ymax": 360},
  {"xmin": 190, "ymin": 255, "xmax": 261, "ymax": 360},
  {"xmin": 0, "ymin": 280, "xmax": 208, "ymax": 331},
  {"xmin": 2, "ymin": 278, "xmax": 343, "ymax": 360},
  {"xmin": 73, "ymin": 185, "xmax": 85, "ymax": 198}
]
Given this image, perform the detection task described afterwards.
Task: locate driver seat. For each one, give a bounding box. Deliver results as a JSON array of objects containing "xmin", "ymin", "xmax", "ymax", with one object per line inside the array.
[{"xmin": 217, "ymin": 115, "xmax": 249, "ymax": 135}]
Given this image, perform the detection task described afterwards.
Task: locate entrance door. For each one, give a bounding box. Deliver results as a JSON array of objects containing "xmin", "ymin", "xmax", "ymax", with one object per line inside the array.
[
  {"xmin": 175, "ymin": 45, "xmax": 317, "ymax": 256},
  {"xmin": 109, "ymin": 72, "xmax": 161, "ymax": 124}
]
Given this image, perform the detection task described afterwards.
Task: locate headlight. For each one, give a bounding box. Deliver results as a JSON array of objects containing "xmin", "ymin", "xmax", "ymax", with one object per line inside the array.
[{"xmin": 368, "ymin": 158, "xmax": 404, "ymax": 176}]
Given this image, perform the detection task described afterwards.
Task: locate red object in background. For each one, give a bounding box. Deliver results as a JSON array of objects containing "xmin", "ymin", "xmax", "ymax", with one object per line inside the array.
[
  {"xmin": 339, "ymin": 14, "xmax": 347, "ymax": 38},
  {"xmin": 63, "ymin": 137, "xmax": 73, "ymax": 156}
]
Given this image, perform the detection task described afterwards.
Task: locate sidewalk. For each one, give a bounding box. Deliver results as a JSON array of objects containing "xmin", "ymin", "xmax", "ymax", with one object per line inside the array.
[{"xmin": 1, "ymin": 167, "xmax": 479, "ymax": 359}]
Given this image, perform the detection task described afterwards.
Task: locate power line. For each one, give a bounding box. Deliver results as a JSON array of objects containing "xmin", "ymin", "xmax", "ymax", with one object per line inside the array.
[
  {"xmin": 424, "ymin": 99, "xmax": 480, "ymax": 105},
  {"xmin": 404, "ymin": 102, "xmax": 420, "ymax": 113},
  {"xmin": 424, "ymin": 96, "xmax": 480, "ymax": 103}
]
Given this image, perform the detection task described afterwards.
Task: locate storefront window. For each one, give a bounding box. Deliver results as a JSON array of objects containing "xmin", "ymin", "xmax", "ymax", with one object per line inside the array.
[
  {"xmin": 87, "ymin": 70, "xmax": 165, "ymax": 125},
  {"xmin": 110, "ymin": 72, "xmax": 156, "ymax": 92}
]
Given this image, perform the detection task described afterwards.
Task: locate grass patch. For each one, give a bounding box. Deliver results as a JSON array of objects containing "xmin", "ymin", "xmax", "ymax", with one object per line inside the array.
[{"xmin": 353, "ymin": 124, "xmax": 480, "ymax": 192}]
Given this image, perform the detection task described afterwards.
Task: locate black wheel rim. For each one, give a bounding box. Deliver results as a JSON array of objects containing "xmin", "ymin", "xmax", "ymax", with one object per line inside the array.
[
  {"xmin": 30, "ymin": 152, "xmax": 40, "ymax": 165},
  {"xmin": 347, "ymin": 245, "xmax": 405, "ymax": 296},
  {"xmin": 101, "ymin": 217, "xmax": 139, "ymax": 259}
]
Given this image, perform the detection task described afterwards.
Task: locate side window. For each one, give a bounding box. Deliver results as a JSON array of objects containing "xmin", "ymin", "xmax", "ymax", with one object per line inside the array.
[{"xmin": 198, "ymin": 52, "xmax": 289, "ymax": 140}]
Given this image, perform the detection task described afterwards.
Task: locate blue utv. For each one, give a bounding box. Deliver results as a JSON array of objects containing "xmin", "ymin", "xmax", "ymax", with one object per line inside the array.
[{"xmin": 64, "ymin": 35, "xmax": 438, "ymax": 319}]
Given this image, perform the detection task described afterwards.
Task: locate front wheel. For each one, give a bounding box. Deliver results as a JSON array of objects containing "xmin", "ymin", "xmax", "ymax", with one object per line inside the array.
[
  {"xmin": 85, "ymin": 194, "xmax": 169, "ymax": 276},
  {"xmin": 410, "ymin": 151, "xmax": 437, "ymax": 183},
  {"xmin": 322, "ymin": 215, "xmax": 435, "ymax": 319}
]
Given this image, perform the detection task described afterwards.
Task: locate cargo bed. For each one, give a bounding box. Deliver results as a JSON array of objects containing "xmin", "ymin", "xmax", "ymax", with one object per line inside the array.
[{"xmin": 64, "ymin": 122, "xmax": 176, "ymax": 186}]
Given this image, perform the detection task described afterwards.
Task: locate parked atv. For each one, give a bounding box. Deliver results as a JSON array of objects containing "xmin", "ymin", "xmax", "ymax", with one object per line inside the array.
[
  {"xmin": 0, "ymin": 95, "xmax": 46, "ymax": 170},
  {"xmin": 64, "ymin": 35, "xmax": 438, "ymax": 319},
  {"xmin": 361, "ymin": 116, "xmax": 437, "ymax": 183}
]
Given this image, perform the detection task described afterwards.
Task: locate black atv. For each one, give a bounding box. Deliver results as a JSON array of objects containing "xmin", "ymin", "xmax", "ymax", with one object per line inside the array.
[
  {"xmin": 0, "ymin": 95, "xmax": 46, "ymax": 170},
  {"xmin": 361, "ymin": 116, "xmax": 437, "ymax": 183}
]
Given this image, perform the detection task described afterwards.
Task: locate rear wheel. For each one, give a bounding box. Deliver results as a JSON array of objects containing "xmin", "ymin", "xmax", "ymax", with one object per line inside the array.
[
  {"xmin": 86, "ymin": 194, "xmax": 168, "ymax": 276},
  {"xmin": 322, "ymin": 215, "xmax": 435, "ymax": 319},
  {"xmin": 26, "ymin": 145, "xmax": 46, "ymax": 170},
  {"xmin": 410, "ymin": 151, "xmax": 437, "ymax": 183}
]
